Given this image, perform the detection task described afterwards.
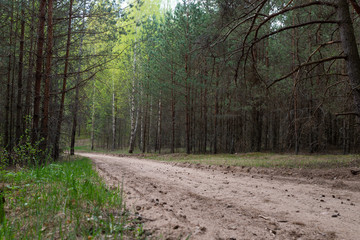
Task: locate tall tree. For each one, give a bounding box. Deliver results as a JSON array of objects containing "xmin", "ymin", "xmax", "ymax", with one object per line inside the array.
[{"xmin": 32, "ymin": 0, "xmax": 47, "ymax": 143}]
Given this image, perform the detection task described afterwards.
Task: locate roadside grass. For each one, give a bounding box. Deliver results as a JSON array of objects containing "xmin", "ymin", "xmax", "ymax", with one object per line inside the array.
[
  {"xmin": 74, "ymin": 145, "xmax": 142, "ymax": 155},
  {"xmin": 0, "ymin": 157, "xmax": 143, "ymax": 239},
  {"xmin": 72, "ymin": 139, "xmax": 360, "ymax": 169},
  {"xmin": 145, "ymin": 152, "xmax": 360, "ymax": 169}
]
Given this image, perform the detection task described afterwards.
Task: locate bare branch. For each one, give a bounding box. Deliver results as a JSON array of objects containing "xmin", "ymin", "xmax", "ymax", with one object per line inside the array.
[
  {"xmin": 267, "ymin": 55, "xmax": 346, "ymax": 88},
  {"xmin": 335, "ymin": 112, "xmax": 360, "ymax": 116}
]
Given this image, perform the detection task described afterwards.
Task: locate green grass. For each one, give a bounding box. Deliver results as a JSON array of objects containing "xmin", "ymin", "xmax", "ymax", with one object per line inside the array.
[
  {"xmin": 0, "ymin": 157, "xmax": 144, "ymax": 239},
  {"xmin": 74, "ymin": 145, "xmax": 142, "ymax": 155},
  {"xmin": 145, "ymin": 152, "xmax": 360, "ymax": 169}
]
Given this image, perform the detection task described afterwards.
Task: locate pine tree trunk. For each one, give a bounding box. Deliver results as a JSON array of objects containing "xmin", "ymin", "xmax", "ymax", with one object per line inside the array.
[
  {"xmin": 112, "ymin": 76, "xmax": 116, "ymax": 150},
  {"xmin": 147, "ymin": 97, "xmax": 152, "ymax": 153},
  {"xmin": 185, "ymin": 52, "xmax": 191, "ymax": 154},
  {"xmin": 203, "ymin": 61, "xmax": 208, "ymax": 153},
  {"xmin": 41, "ymin": 0, "xmax": 54, "ymax": 151},
  {"xmin": 70, "ymin": 0, "xmax": 86, "ymax": 155},
  {"xmin": 91, "ymin": 81, "xmax": 96, "ymax": 151},
  {"xmin": 4, "ymin": 0, "xmax": 14, "ymax": 150},
  {"xmin": 24, "ymin": 0, "xmax": 36, "ymax": 126},
  {"xmin": 16, "ymin": 4, "xmax": 25, "ymax": 142},
  {"xmin": 157, "ymin": 96, "xmax": 162, "ymax": 154},
  {"xmin": 213, "ymin": 66, "xmax": 219, "ymax": 154},
  {"xmin": 54, "ymin": 0, "xmax": 74, "ymax": 159},
  {"xmin": 337, "ymin": 0, "xmax": 360, "ymax": 117},
  {"xmin": 171, "ymin": 61, "xmax": 175, "ymax": 154},
  {"xmin": 32, "ymin": 0, "xmax": 47, "ymax": 143}
]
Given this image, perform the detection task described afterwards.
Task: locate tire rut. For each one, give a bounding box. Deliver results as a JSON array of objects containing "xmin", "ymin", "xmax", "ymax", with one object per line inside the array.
[{"xmin": 80, "ymin": 153, "xmax": 360, "ymax": 240}]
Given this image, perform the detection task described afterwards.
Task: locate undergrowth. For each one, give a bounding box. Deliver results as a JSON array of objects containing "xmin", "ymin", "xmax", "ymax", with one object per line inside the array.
[{"xmin": 0, "ymin": 157, "xmax": 144, "ymax": 239}]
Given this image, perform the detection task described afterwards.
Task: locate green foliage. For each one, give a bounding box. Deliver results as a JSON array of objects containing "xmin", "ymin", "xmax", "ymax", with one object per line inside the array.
[
  {"xmin": 13, "ymin": 129, "xmax": 50, "ymax": 166},
  {"xmin": 0, "ymin": 157, "xmax": 143, "ymax": 239},
  {"xmin": 0, "ymin": 150, "xmax": 8, "ymax": 172},
  {"xmin": 2, "ymin": 117, "xmax": 51, "ymax": 167}
]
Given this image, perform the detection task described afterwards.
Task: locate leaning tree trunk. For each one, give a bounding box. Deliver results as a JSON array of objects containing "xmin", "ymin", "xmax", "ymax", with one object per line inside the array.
[{"xmin": 338, "ymin": 0, "xmax": 360, "ymax": 117}]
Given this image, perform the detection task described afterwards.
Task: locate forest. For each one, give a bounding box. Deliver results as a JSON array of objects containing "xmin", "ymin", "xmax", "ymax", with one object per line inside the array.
[
  {"xmin": 1, "ymin": 0, "xmax": 360, "ymax": 239},
  {"xmin": 1, "ymin": 0, "xmax": 360, "ymax": 163}
]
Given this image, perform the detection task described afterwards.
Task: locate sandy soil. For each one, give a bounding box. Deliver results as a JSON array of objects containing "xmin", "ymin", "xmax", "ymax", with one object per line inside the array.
[{"xmin": 78, "ymin": 153, "xmax": 360, "ymax": 240}]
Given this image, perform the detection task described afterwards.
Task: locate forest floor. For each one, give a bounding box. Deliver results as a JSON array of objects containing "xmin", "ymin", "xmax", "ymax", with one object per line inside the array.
[{"xmin": 78, "ymin": 152, "xmax": 360, "ymax": 240}]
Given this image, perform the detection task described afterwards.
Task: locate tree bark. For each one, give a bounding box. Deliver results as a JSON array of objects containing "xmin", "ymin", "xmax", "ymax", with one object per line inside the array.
[
  {"xmin": 91, "ymin": 81, "xmax": 96, "ymax": 151},
  {"xmin": 41, "ymin": 0, "xmax": 54, "ymax": 150},
  {"xmin": 16, "ymin": 3, "xmax": 26, "ymax": 142},
  {"xmin": 70, "ymin": 0, "xmax": 86, "ymax": 155},
  {"xmin": 129, "ymin": 44, "xmax": 139, "ymax": 154},
  {"xmin": 337, "ymin": 0, "xmax": 360, "ymax": 117},
  {"xmin": 24, "ymin": 0, "xmax": 36, "ymax": 126},
  {"xmin": 32, "ymin": 0, "xmax": 47, "ymax": 143},
  {"xmin": 213, "ymin": 68, "xmax": 219, "ymax": 154},
  {"xmin": 112, "ymin": 75, "xmax": 116, "ymax": 150},
  {"xmin": 53, "ymin": 0, "xmax": 74, "ymax": 159},
  {"xmin": 4, "ymin": 0, "xmax": 14, "ymax": 150},
  {"xmin": 171, "ymin": 66, "xmax": 176, "ymax": 153},
  {"xmin": 157, "ymin": 96, "xmax": 162, "ymax": 153}
]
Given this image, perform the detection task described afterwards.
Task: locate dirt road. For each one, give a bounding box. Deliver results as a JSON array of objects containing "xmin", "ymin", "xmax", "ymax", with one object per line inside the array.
[{"xmin": 78, "ymin": 153, "xmax": 360, "ymax": 240}]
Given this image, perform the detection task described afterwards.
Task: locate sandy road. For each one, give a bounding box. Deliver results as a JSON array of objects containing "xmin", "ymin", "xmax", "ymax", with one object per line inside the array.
[{"xmin": 78, "ymin": 153, "xmax": 360, "ymax": 240}]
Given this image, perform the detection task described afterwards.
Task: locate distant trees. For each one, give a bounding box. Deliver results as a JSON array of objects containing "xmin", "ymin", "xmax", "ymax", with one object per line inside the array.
[
  {"xmin": 2, "ymin": 0, "xmax": 360, "ymax": 160},
  {"xmin": 87, "ymin": 0, "xmax": 359, "ymax": 154}
]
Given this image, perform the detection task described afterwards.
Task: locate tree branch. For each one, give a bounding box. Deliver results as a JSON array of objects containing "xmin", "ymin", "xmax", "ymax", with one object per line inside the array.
[
  {"xmin": 349, "ymin": 0, "xmax": 360, "ymax": 16},
  {"xmin": 267, "ymin": 55, "xmax": 346, "ymax": 88}
]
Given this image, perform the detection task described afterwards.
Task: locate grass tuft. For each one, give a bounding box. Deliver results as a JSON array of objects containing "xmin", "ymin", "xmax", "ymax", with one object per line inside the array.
[{"xmin": 0, "ymin": 157, "xmax": 144, "ymax": 239}]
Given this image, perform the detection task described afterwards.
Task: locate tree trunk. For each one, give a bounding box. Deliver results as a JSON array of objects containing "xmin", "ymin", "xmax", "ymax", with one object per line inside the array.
[
  {"xmin": 129, "ymin": 44, "xmax": 139, "ymax": 154},
  {"xmin": 41, "ymin": 0, "xmax": 54, "ymax": 151},
  {"xmin": 141, "ymin": 92, "xmax": 149, "ymax": 153},
  {"xmin": 16, "ymin": 3, "xmax": 25, "ymax": 142},
  {"xmin": 185, "ymin": 52, "xmax": 191, "ymax": 154},
  {"xmin": 53, "ymin": 0, "xmax": 74, "ymax": 159},
  {"xmin": 70, "ymin": 85, "xmax": 79, "ymax": 155},
  {"xmin": 24, "ymin": 0, "xmax": 36, "ymax": 126},
  {"xmin": 337, "ymin": 0, "xmax": 360, "ymax": 117},
  {"xmin": 112, "ymin": 75, "xmax": 116, "ymax": 150},
  {"xmin": 147, "ymin": 97, "xmax": 153, "ymax": 153},
  {"xmin": 91, "ymin": 81, "xmax": 96, "ymax": 151},
  {"xmin": 32, "ymin": 0, "xmax": 47, "ymax": 143},
  {"xmin": 213, "ymin": 66, "xmax": 219, "ymax": 154},
  {"xmin": 171, "ymin": 62, "xmax": 175, "ymax": 154},
  {"xmin": 157, "ymin": 96, "xmax": 162, "ymax": 154},
  {"xmin": 4, "ymin": 0, "xmax": 14, "ymax": 150},
  {"xmin": 70, "ymin": 0, "xmax": 86, "ymax": 155}
]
